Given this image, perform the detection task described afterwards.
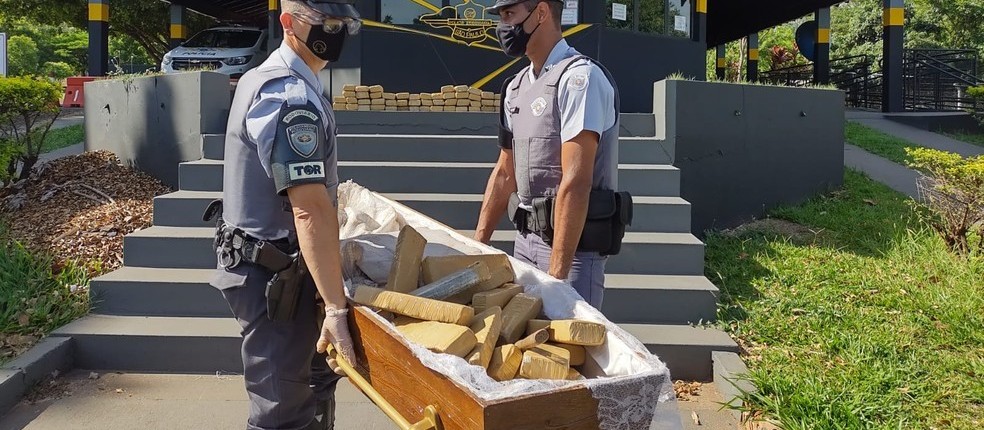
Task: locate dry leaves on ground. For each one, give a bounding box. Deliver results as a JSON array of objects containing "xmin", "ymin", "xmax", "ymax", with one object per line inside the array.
[
  {"xmin": 673, "ymin": 380, "xmax": 702, "ymax": 401},
  {"xmin": 0, "ymin": 150, "xmax": 172, "ymax": 276}
]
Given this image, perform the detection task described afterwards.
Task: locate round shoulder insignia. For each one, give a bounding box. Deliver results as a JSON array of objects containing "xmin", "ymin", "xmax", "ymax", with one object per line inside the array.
[{"xmin": 568, "ymin": 73, "xmax": 589, "ymax": 91}]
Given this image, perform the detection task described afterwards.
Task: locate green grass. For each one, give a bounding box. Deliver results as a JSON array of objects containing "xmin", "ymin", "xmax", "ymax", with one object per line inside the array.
[
  {"xmin": 39, "ymin": 124, "xmax": 84, "ymax": 153},
  {"xmin": 706, "ymin": 170, "xmax": 984, "ymax": 429},
  {"xmin": 0, "ymin": 226, "xmax": 90, "ymax": 363},
  {"xmin": 941, "ymin": 131, "xmax": 984, "ymax": 149},
  {"xmin": 844, "ymin": 121, "xmax": 923, "ymax": 164}
]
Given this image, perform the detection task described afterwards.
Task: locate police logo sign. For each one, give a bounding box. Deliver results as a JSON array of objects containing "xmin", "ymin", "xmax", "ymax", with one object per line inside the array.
[
  {"xmin": 287, "ymin": 124, "xmax": 320, "ymax": 158},
  {"xmin": 419, "ymin": 0, "xmax": 497, "ymax": 46}
]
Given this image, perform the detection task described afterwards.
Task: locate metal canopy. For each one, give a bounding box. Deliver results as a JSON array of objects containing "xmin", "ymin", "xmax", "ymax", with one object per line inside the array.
[
  {"xmin": 707, "ymin": 0, "xmax": 846, "ymax": 46},
  {"xmin": 169, "ymin": 0, "xmax": 849, "ymax": 44}
]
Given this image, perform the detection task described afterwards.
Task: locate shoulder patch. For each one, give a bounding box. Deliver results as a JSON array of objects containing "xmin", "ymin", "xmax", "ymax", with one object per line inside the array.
[
  {"xmin": 283, "ymin": 109, "xmax": 319, "ymax": 123},
  {"xmin": 568, "ymin": 73, "xmax": 589, "ymax": 91},
  {"xmin": 287, "ymin": 123, "xmax": 320, "ymax": 158},
  {"xmin": 288, "ymin": 161, "xmax": 326, "ymax": 181}
]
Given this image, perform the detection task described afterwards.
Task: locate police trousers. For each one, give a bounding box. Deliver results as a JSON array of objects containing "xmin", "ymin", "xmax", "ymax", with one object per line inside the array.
[
  {"xmin": 513, "ymin": 231, "xmax": 607, "ymax": 308},
  {"xmin": 216, "ymin": 263, "xmax": 341, "ymax": 430}
]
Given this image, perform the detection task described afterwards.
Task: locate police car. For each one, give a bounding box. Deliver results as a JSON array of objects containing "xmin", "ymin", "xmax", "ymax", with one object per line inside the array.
[{"xmin": 161, "ymin": 26, "xmax": 268, "ymax": 79}]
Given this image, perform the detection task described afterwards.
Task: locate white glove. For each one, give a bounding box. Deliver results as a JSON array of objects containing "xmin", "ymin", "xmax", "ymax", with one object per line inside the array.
[{"xmin": 317, "ymin": 306, "xmax": 356, "ymax": 375}]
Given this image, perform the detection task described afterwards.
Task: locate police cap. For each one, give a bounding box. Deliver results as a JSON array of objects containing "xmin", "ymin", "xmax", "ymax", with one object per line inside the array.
[{"xmin": 488, "ymin": 0, "xmax": 562, "ymax": 15}]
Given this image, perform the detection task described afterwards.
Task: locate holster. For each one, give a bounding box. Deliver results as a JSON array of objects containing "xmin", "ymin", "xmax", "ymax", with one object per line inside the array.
[
  {"xmin": 511, "ymin": 190, "xmax": 633, "ymax": 256},
  {"xmin": 265, "ymin": 253, "xmax": 306, "ymax": 322}
]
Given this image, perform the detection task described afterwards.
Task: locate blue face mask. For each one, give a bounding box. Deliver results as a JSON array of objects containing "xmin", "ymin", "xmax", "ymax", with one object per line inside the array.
[{"xmin": 496, "ymin": 9, "xmax": 541, "ymax": 58}]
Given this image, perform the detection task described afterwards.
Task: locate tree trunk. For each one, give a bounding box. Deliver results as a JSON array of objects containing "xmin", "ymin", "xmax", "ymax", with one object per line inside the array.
[{"xmin": 18, "ymin": 155, "xmax": 39, "ymax": 182}]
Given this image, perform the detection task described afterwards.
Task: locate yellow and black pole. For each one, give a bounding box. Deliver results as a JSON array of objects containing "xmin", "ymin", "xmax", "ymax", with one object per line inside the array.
[
  {"xmin": 883, "ymin": 0, "xmax": 904, "ymax": 112},
  {"xmin": 746, "ymin": 33, "xmax": 758, "ymax": 83},
  {"xmin": 87, "ymin": 0, "xmax": 109, "ymax": 76},
  {"xmin": 814, "ymin": 8, "xmax": 830, "ymax": 85},
  {"xmin": 170, "ymin": 4, "xmax": 188, "ymax": 49},
  {"xmin": 692, "ymin": 0, "xmax": 707, "ymax": 43},
  {"xmin": 269, "ymin": 0, "xmax": 283, "ymax": 53},
  {"xmin": 715, "ymin": 45, "xmax": 726, "ymax": 80}
]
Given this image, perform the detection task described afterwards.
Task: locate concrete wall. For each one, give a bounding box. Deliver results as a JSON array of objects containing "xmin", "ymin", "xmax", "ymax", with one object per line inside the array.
[
  {"xmin": 84, "ymin": 72, "xmax": 231, "ymax": 188},
  {"xmin": 658, "ymin": 80, "xmax": 845, "ymax": 235}
]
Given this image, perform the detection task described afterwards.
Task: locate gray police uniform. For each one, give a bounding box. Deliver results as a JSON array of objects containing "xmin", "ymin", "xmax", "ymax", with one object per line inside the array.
[
  {"xmin": 501, "ymin": 39, "xmax": 619, "ymax": 308},
  {"xmin": 211, "ymin": 43, "xmax": 340, "ymax": 430}
]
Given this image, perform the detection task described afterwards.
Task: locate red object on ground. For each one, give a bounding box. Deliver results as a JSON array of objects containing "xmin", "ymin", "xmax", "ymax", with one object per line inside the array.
[{"xmin": 62, "ymin": 76, "xmax": 100, "ymax": 108}]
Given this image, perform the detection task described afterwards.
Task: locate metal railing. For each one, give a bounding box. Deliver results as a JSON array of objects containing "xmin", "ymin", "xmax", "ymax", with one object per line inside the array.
[{"xmin": 903, "ymin": 49, "xmax": 981, "ymax": 111}]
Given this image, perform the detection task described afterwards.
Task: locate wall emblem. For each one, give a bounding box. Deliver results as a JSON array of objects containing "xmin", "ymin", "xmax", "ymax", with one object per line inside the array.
[{"xmin": 419, "ymin": 0, "xmax": 497, "ymax": 46}]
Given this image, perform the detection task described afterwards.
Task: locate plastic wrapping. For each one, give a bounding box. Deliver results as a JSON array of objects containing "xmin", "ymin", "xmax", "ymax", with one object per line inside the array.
[{"xmin": 337, "ymin": 182, "xmax": 681, "ymax": 429}]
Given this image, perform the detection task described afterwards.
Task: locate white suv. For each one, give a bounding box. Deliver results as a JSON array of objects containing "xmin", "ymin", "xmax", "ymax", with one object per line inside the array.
[{"xmin": 161, "ymin": 26, "xmax": 268, "ymax": 79}]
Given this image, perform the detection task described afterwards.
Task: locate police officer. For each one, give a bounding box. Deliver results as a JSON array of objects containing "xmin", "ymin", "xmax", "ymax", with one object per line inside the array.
[
  {"xmin": 209, "ymin": 1, "xmax": 360, "ymax": 429},
  {"xmin": 475, "ymin": 0, "xmax": 621, "ymax": 309}
]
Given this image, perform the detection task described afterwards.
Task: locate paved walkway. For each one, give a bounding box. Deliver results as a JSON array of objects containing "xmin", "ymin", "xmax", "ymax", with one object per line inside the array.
[
  {"xmin": 844, "ymin": 111, "xmax": 984, "ymax": 199},
  {"xmin": 846, "ymin": 111, "xmax": 984, "ymax": 158}
]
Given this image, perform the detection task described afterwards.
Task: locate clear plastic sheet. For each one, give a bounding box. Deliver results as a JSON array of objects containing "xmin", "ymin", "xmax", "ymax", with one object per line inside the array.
[{"xmin": 337, "ymin": 182, "xmax": 682, "ymax": 429}]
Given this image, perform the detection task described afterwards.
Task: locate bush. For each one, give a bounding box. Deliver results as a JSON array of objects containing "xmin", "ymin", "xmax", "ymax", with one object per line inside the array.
[
  {"xmin": 969, "ymin": 86, "xmax": 984, "ymax": 126},
  {"xmin": 906, "ymin": 147, "xmax": 984, "ymax": 255},
  {"xmin": 6, "ymin": 35, "xmax": 40, "ymax": 77},
  {"xmin": 0, "ymin": 76, "xmax": 62, "ymax": 184},
  {"xmin": 40, "ymin": 61, "xmax": 76, "ymax": 81}
]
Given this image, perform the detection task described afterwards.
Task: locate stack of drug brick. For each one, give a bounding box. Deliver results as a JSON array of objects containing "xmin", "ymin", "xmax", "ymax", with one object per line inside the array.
[
  {"xmin": 332, "ymin": 85, "xmax": 500, "ymax": 113},
  {"xmin": 350, "ymin": 226, "xmax": 606, "ymax": 381}
]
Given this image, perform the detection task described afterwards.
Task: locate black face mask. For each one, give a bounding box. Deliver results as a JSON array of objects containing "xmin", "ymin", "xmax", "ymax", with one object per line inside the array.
[
  {"xmin": 303, "ymin": 23, "xmax": 347, "ymax": 62},
  {"xmin": 496, "ymin": 9, "xmax": 541, "ymax": 58}
]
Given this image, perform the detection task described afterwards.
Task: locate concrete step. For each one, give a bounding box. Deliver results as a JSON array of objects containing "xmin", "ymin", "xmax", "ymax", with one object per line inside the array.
[
  {"xmin": 153, "ymin": 190, "xmax": 219, "ymax": 228},
  {"xmin": 123, "ymin": 226, "xmax": 216, "ymax": 269},
  {"xmin": 155, "ymin": 190, "xmax": 692, "ymax": 234},
  {"xmin": 478, "ymin": 230, "xmax": 705, "ymax": 276},
  {"xmin": 601, "ymin": 275, "xmax": 718, "ymax": 324},
  {"xmin": 340, "ymin": 162, "xmax": 680, "ymax": 197},
  {"xmin": 202, "ymin": 134, "xmax": 674, "ymax": 165},
  {"xmin": 90, "ymin": 267, "xmax": 230, "ymax": 317},
  {"xmin": 333, "ymin": 135, "xmax": 674, "ymax": 165},
  {"xmin": 621, "ymin": 324, "xmax": 739, "ymax": 382},
  {"xmin": 334, "ymin": 111, "xmax": 657, "ymax": 137},
  {"xmin": 177, "ymin": 160, "xmax": 681, "ymax": 197},
  {"xmin": 178, "ymin": 159, "xmax": 223, "ymax": 192},
  {"xmin": 50, "ymin": 315, "xmax": 243, "ymax": 373},
  {"xmin": 51, "ymin": 315, "xmax": 730, "ymax": 382},
  {"xmin": 124, "ymin": 226, "xmax": 704, "ymax": 275},
  {"xmin": 202, "ymin": 134, "xmax": 224, "ymax": 160},
  {"xmin": 91, "ymin": 264, "xmax": 715, "ymax": 324}
]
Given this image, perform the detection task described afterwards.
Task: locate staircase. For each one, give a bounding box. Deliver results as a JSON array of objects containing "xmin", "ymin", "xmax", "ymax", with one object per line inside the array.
[{"xmin": 52, "ymin": 112, "xmax": 736, "ymax": 382}]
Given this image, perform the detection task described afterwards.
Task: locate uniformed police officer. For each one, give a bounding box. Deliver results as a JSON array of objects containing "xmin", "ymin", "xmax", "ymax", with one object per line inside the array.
[
  {"xmin": 475, "ymin": 0, "xmax": 621, "ymax": 309},
  {"xmin": 209, "ymin": 1, "xmax": 360, "ymax": 429}
]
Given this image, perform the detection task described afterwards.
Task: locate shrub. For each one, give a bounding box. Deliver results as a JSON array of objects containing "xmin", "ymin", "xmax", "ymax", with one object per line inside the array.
[
  {"xmin": 6, "ymin": 35, "xmax": 39, "ymax": 77},
  {"xmin": 906, "ymin": 147, "xmax": 984, "ymax": 255},
  {"xmin": 969, "ymin": 86, "xmax": 984, "ymax": 126},
  {"xmin": 40, "ymin": 61, "xmax": 76, "ymax": 81},
  {"xmin": 0, "ymin": 76, "xmax": 62, "ymax": 184}
]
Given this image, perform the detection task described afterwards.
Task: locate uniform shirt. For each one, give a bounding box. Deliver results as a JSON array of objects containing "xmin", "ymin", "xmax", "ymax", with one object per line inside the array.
[
  {"xmin": 245, "ymin": 44, "xmax": 336, "ymax": 182},
  {"xmin": 501, "ymin": 39, "xmax": 617, "ymax": 146}
]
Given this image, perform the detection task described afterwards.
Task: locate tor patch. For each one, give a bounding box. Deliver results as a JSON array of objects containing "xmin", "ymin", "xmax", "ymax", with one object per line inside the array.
[{"xmin": 287, "ymin": 123, "xmax": 320, "ymax": 158}]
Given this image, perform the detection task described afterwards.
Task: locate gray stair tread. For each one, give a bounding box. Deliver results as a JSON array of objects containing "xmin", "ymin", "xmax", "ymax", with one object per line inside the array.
[
  {"xmin": 338, "ymin": 133, "xmax": 662, "ymax": 141},
  {"xmin": 383, "ymin": 193, "xmax": 688, "ymax": 205},
  {"xmin": 129, "ymin": 226, "xmax": 214, "ymax": 238},
  {"xmin": 182, "ymin": 159, "xmax": 223, "ymax": 166},
  {"xmin": 339, "ymin": 161, "xmax": 678, "ymax": 171},
  {"xmin": 94, "ymin": 267, "xmax": 213, "ymax": 283},
  {"xmin": 53, "ymin": 315, "xmax": 240, "ymax": 338},
  {"xmin": 620, "ymin": 324, "xmax": 737, "ymax": 348},
  {"xmin": 605, "ymin": 274, "xmax": 718, "ymax": 291},
  {"xmin": 157, "ymin": 190, "xmax": 221, "ymax": 199},
  {"xmin": 480, "ymin": 230, "xmax": 704, "ymax": 245}
]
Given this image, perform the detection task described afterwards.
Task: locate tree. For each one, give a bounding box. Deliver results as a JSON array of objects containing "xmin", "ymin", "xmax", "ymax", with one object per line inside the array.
[
  {"xmin": 7, "ymin": 35, "xmax": 40, "ymax": 77},
  {"xmin": 0, "ymin": 0, "xmax": 215, "ymax": 66}
]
